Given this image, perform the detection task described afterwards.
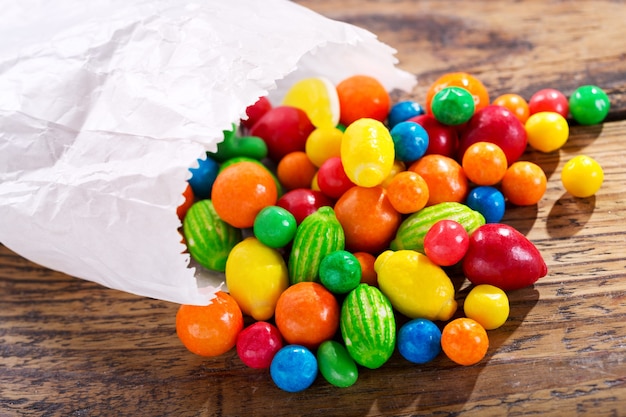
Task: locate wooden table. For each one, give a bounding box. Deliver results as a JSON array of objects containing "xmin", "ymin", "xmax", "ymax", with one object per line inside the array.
[{"xmin": 2, "ymin": 1, "xmax": 625, "ymax": 415}]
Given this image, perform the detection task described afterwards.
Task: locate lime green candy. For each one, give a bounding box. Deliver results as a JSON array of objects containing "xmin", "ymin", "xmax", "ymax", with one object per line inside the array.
[
  {"xmin": 341, "ymin": 118, "xmax": 395, "ymax": 187},
  {"xmin": 317, "ymin": 340, "xmax": 358, "ymax": 388}
]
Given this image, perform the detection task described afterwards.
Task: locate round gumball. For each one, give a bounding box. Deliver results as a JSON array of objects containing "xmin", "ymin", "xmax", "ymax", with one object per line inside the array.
[
  {"xmin": 501, "ymin": 161, "xmax": 547, "ymax": 206},
  {"xmin": 441, "ymin": 318, "xmax": 489, "ymax": 366},
  {"xmin": 276, "ymin": 188, "xmax": 334, "ymax": 224},
  {"xmin": 270, "ymin": 345, "xmax": 318, "ymax": 392},
  {"xmin": 253, "ymin": 206, "xmax": 297, "ymax": 248},
  {"xmin": 423, "ymin": 219, "xmax": 470, "ymax": 266},
  {"xmin": 463, "ymin": 285, "xmax": 509, "ymax": 330},
  {"xmin": 461, "ymin": 141, "xmax": 508, "ymax": 186},
  {"xmin": 561, "ymin": 155, "xmax": 604, "ymax": 197},
  {"xmin": 236, "ymin": 321, "xmax": 284, "ymax": 369},
  {"xmin": 493, "ymin": 93, "xmax": 530, "ymax": 124},
  {"xmin": 569, "ymin": 85, "xmax": 610, "ymax": 125},
  {"xmin": 431, "ymin": 86, "xmax": 475, "ymax": 125},
  {"xmin": 528, "ymin": 88, "xmax": 569, "ymax": 118},
  {"xmin": 465, "ymin": 186, "xmax": 506, "ymax": 223},
  {"xmin": 388, "ymin": 100, "xmax": 424, "ymax": 128},
  {"xmin": 385, "ymin": 171, "xmax": 430, "ymax": 214},
  {"xmin": 525, "ymin": 111, "xmax": 569, "ymax": 153},
  {"xmin": 409, "ymin": 154, "xmax": 469, "ymax": 205},
  {"xmin": 305, "ymin": 126, "xmax": 343, "ymax": 167},
  {"xmin": 390, "ymin": 121, "xmax": 429, "ymax": 163},
  {"xmin": 425, "ymin": 72, "xmax": 490, "ymax": 114},
  {"xmin": 319, "ymin": 250, "xmax": 362, "ymax": 294},
  {"xmin": 317, "ymin": 157, "xmax": 356, "ymax": 199},
  {"xmin": 336, "ymin": 75, "xmax": 390, "ymax": 126},
  {"xmin": 397, "ymin": 318, "xmax": 442, "ymax": 364},
  {"xmin": 408, "ymin": 114, "xmax": 459, "ymax": 158}
]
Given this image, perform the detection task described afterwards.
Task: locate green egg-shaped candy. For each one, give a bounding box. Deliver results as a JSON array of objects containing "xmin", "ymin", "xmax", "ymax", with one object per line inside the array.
[{"xmin": 317, "ymin": 340, "xmax": 358, "ymax": 388}]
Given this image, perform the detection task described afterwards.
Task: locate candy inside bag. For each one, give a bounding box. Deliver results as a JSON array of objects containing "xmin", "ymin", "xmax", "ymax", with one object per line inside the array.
[{"xmin": 0, "ymin": 0, "xmax": 415, "ymax": 305}]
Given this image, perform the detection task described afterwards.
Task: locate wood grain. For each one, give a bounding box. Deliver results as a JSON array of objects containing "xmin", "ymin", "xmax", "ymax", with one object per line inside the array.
[{"xmin": 2, "ymin": 1, "xmax": 626, "ymax": 416}]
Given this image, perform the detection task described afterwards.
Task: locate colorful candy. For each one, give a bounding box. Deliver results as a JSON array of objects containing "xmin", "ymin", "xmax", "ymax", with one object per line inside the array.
[
  {"xmin": 561, "ymin": 155, "xmax": 604, "ymax": 197},
  {"xmin": 319, "ymin": 250, "xmax": 362, "ymax": 294},
  {"xmin": 525, "ymin": 111, "xmax": 569, "ymax": 153},
  {"xmin": 316, "ymin": 340, "xmax": 359, "ymax": 388},
  {"xmin": 569, "ymin": 85, "xmax": 610, "ymax": 125},
  {"xmin": 397, "ymin": 318, "xmax": 442, "ymax": 364},
  {"xmin": 441, "ymin": 318, "xmax": 489, "ymax": 366},
  {"xmin": 390, "ymin": 121, "xmax": 429, "ymax": 163},
  {"xmin": 236, "ymin": 321, "xmax": 284, "ymax": 369},
  {"xmin": 270, "ymin": 345, "xmax": 318, "ymax": 392},
  {"xmin": 430, "ymin": 86, "xmax": 475, "ymax": 125},
  {"xmin": 463, "ymin": 284, "xmax": 510, "ymax": 330}
]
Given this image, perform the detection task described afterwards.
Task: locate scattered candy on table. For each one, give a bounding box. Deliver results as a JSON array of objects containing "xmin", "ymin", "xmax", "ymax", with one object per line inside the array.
[{"xmin": 178, "ymin": 72, "xmax": 609, "ymax": 392}]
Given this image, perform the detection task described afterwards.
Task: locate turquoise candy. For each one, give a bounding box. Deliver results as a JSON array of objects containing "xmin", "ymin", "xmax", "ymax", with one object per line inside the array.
[
  {"xmin": 316, "ymin": 340, "xmax": 358, "ymax": 388},
  {"xmin": 431, "ymin": 86, "xmax": 475, "ymax": 126}
]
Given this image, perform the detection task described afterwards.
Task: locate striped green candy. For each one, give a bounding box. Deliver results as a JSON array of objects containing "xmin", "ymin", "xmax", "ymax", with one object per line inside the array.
[
  {"xmin": 340, "ymin": 284, "xmax": 396, "ymax": 369},
  {"xmin": 390, "ymin": 201, "xmax": 485, "ymax": 253},
  {"xmin": 288, "ymin": 206, "xmax": 345, "ymax": 285},
  {"xmin": 182, "ymin": 199, "xmax": 242, "ymax": 272}
]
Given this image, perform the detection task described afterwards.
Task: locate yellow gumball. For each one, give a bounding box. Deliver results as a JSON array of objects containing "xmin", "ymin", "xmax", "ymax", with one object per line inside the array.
[
  {"xmin": 463, "ymin": 284, "xmax": 509, "ymax": 330},
  {"xmin": 561, "ymin": 155, "xmax": 604, "ymax": 198},
  {"xmin": 225, "ymin": 237, "xmax": 289, "ymax": 321}
]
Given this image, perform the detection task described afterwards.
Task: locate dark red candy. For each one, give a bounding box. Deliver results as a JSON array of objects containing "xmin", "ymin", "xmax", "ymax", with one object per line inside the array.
[
  {"xmin": 276, "ymin": 188, "xmax": 334, "ymax": 224},
  {"xmin": 408, "ymin": 114, "xmax": 458, "ymax": 158},
  {"xmin": 249, "ymin": 106, "xmax": 315, "ymax": 163},
  {"xmin": 462, "ymin": 223, "xmax": 547, "ymax": 291},
  {"xmin": 241, "ymin": 96, "xmax": 273, "ymax": 130},
  {"xmin": 457, "ymin": 105, "xmax": 527, "ymax": 165}
]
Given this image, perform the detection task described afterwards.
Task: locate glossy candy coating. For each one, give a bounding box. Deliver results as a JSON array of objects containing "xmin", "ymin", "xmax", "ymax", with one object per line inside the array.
[
  {"xmin": 397, "ymin": 318, "xmax": 442, "ymax": 364},
  {"xmin": 225, "ymin": 237, "xmax": 289, "ymax": 321},
  {"xmin": 341, "ymin": 118, "xmax": 395, "ymax": 187},
  {"xmin": 336, "ymin": 75, "xmax": 390, "ymax": 126},
  {"xmin": 441, "ymin": 318, "xmax": 489, "ymax": 366},
  {"xmin": 376, "ymin": 250, "xmax": 457, "ymax": 321},
  {"xmin": 492, "ymin": 93, "xmax": 530, "ymax": 124},
  {"xmin": 561, "ymin": 155, "xmax": 604, "ymax": 197},
  {"xmin": 409, "ymin": 154, "xmax": 469, "ymax": 205},
  {"xmin": 409, "ymin": 114, "xmax": 459, "ymax": 158},
  {"xmin": 528, "ymin": 88, "xmax": 569, "ymax": 118},
  {"xmin": 316, "ymin": 340, "xmax": 359, "ymax": 388},
  {"xmin": 569, "ymin": 85, "xmax": 610, "ymax": 125},
  {"xmin": 385, "ymin": 171, "xmax": 429, "ymax": 214},
  {"xmin": 390, "ymin": 121, "xmax": 429, "ymax": 163},
  {"xmin": 211, "ymin": 161, "xmax": 278, "ymax": 228},
  {"xmin": 431, "ymin": 86, "xmax": 475, "ymax": 125},
  {"xmin": 463, "ymin": 284, "xmax": 510, "ymax": 330},
  {"xmin": 317, "ymin": 157, "xmax": 356, "ymax": 199},
  {"xmin": 319, "ymin": 250, "xmax": 362, "ymax": 294},
  {"xmin": 425, "ymin": 72, "xmax": 490, "ymax": 114},
  {"xmin": 253, "ymin": 205, "xmax": 297, "ymax": 248},
  {"xmin": 274, "ymin": 282, "xmax": 340, "ymax": 349},
  {"xmin": 305, "ymin": 126, "xmax": 343, "ymax": 167},
  {"xmin": 270, "ymin": 345, "xmax": 318, "ymax": 392},
  {"xmin": 525, "ymin": 111, "xmax": 569, "ymax": 153},
  {"xmin": 423, "ymin": 219, "xmax": 470, "ymax": 266},
  {"xmin": 236, "ymin": 321, "xmax": 284, "ymax": 369},
  {"xmin": 465, "ymin": 186, "xmax": 506, "ymax": 223},
  {"xmin": 276, "ymin": 188, "xmax": 333, "ymax": 224},
  {"xmin": 276, "ymin": 151, "xmax": 317, "ymax": 191},
  {"xmin": 388, "ymin": 100, "xmax": 424, "ymax": 128},
  {"xmin": 501, "ymin": 161, "xmax": 547, "ymax": 206},
  {"xmin": 461, "ymin": 141, "xmax": 508, "ymax": 186},
  {"xmin": 176, "ymin": 292, "xmax": 243, "ymax": 357},
  {"xmin": 282, "ymin": 77, "xmax": 340, "ymax": 128}
]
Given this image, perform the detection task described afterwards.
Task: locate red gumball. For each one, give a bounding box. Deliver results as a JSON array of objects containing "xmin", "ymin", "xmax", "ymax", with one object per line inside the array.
[
  {"xmin": 236, "ymin": 321, "xmax": 284, "ymax": 369},
  {"xmin": 458, "ymin": 105, "xmax": 527, "ymax": 165},
  {"xmin": 528, "ymin": 88, "xmax": 569, "ymax": 118},
  {"xmin": 408, "ymin": 114, "xmax": 458, "ymax": 158},
  {"xmin": 276, "ymin": 188, "xmax": 334, "ymax": 224},
  {"xmin": 316, "ymin": 157, "xmax": 356, "ymax": 200},
  {"xmin": 249, "ymin": 106, "xmax": 315, "ymax": 163}
]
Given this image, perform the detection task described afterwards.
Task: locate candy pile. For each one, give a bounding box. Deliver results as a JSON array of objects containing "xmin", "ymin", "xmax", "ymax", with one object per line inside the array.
[{"xmin": 175, "ymin": 72, "xmax": 609, "ymax": 392}]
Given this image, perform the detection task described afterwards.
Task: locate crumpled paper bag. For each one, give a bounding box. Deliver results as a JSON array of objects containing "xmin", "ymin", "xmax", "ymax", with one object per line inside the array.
[{"xmin": 0, "ymin": 0, "xmax": 416, "ymax": 305}]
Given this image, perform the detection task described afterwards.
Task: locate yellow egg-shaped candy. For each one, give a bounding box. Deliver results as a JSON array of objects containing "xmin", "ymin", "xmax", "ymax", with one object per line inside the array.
[
  {"xmin": 282, "ymin": 77, "xmax": 340, "ymax": 128},
  {"xmin": 375, "ymin": 249, "xmax": 457, "ymax": 321},
  {"xmin": 341, "ymin": 118, "xmax": 395, "ymax": 187},
  {"xmin": 225, "ymin": 237, "xmax": 289, "ymax": 321}
]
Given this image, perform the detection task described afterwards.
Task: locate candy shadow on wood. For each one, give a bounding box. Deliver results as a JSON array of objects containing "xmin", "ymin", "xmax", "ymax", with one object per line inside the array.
[{"xmin": 545, "ymin": 193, "xmax": 596, "ymax": 239}]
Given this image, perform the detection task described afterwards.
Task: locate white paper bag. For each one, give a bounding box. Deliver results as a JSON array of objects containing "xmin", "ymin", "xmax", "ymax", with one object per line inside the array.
[{"xmin": 0, "ymin": 0, "xmax": 416, "ymax": 305}]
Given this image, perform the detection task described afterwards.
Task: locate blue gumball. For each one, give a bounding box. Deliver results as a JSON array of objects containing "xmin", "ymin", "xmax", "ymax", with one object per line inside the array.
[
  {"xmin": 388, "ymin": 100, "xmax": 424, "ymax": 128},
  {"xmin": 397, "ymin": 318, "xmax": 442, "ymax": 364},
  {"xmin": 270, "ymin": 345, "xmax": 318, "ymax": 392},
  {"xmin": 466, "ymin": 186, "xmax": 506, "ymax": 223},
  {"xmin": 187, "ymin": 154, "xmax": 219, "ymax": 199},
  {"xmin": 390, "ymin": 121, "xmax": 429, "ymax": 163}
]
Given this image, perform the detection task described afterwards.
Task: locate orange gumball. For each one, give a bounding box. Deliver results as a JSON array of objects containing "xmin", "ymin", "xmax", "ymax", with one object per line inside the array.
[
  {"xmin": 276, "ymin": 151, "xmax": 318, "ymax": 191},
  {"xmin": 211, "ymin": 161, "xmax": 278, "ymax": 228},
  {"xmin": 501, "ymin": 161, "xmax": 547, "ymax": 206},
  {"xmin": 274, "ymin": 282, "xmax": 340, "ymax": 349},
  {"xmin": 385, "ymin": 170, "xmax": 430, "ymax": 214},
  {"xmin": 409, "ymin": 154, "xmax": 469, "ymax": 206},
  {"xmin": 334, "ymin": 186, "xmax": 402, "ymax": 255},
  {"xmin": 493, "ymin": 93, "xmax": 530, "ymax": 124},
  {"xmin": 336, "ymin": 75, "xmax": 391, "ymax": 126},
  {"xmin": 176, "ymin": 291, "xmax": 243, "ymax": 357},
  {"xmin": 426, "ymin": 72, "xmax": 490, "ymax": 115},
  {"xmin": 461, "ymin": 142, "xmax": 508, "ymax": 186}
]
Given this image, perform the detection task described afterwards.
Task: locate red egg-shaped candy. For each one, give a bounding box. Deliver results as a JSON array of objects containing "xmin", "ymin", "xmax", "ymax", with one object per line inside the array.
[
  {"xmin": 250, "ymin": 106, "xmax": 315, "ymax": 163},
  {"xmin": 462, "ymin": 223, "xmax": 547, "ymax": 291},
  {"xmin": 458, "ymin": 105, "xmax": 527, "ymax": 165}
]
